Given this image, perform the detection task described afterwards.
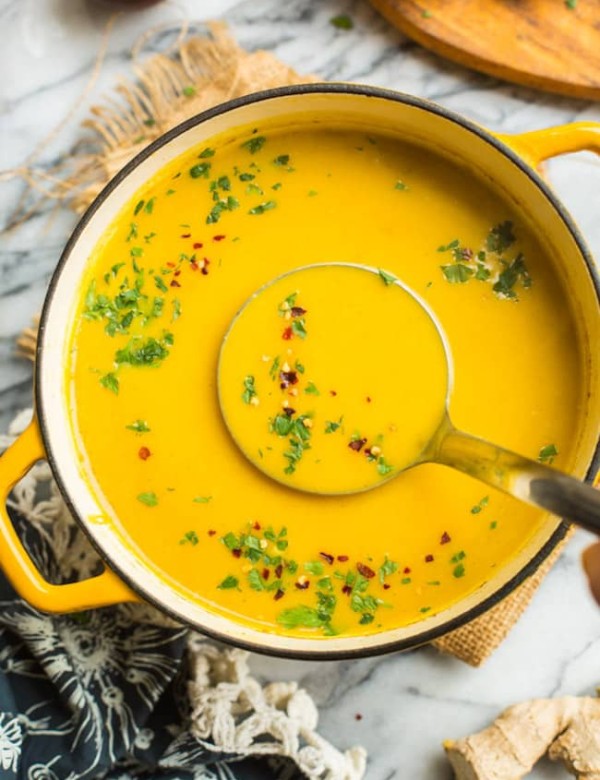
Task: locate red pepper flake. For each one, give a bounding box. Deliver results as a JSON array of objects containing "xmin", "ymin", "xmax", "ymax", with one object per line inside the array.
[
  {"xmin": 366, "ymin": 396, "xmax": 372, "ymax": 403},
  {"xmin": 349, "ymin": 438, "xmax": 367, "ymax": 452},
  {"xmin": 290, "ymin": 306, "xmax": 307, "ymax": 317},
  {"xmin": 190, "ymin": 261, "xmax": 199, "ymax": 271},
  {"xmin": 213, "ymin": 234, "xmax": 226, "ymax": 242},
  {"xmin": 252, "ymin": 521, "xmax": 261, "ymax": 530},
  {"xmin": 319, "ymin": 552, "xmax": 334, "ymax": 565},
  {"xmin": 440, "ymin": 531, "xmax": 451, "ymax": 545},
  {"xmin": 274, "ymin": 588, "xmax": 285, "ymax": 601},
  {"xmin": 181, "ymin": 233, "xmax": 191, "ymax": 238},
  {"xmin": 342, "ymin": 584, "xmax": 352, "ymax": 595},
  {"xmin": 330, "ymin": 390, "xmax": 337, "ymax": 397},
  {"xmin": 193, "ymin": 242, "xmax": 203, "ymax": 249},
  {"xmin": 262, "ymin": 568, "xmax": 270, "ymax": 580},
  {"xmin": 283, "ymin": 407, "xmax": 296, "ymax": 418},
  {"xmin": 232, "ymin": 549, "xmax": 242, "ymax": 558},
  {"xmin": 295, "ymin": 579, "xmax": 310, "ymax": 590},
  {"xmin": 166, "ymin": 261, "xmax": 176, "ymax": 268},
  {"xmin": 425, "ymin": 554, "xmax": 434, "ymax": 563},
  {"xmin": 275, "ymin": 564, "xmax": 283, "ymax": 578},
  {"xmin": 383, "ymin": 583, "xmax": 391, "ymax": 590},
  {"xmin": 174, "ymin": 269, "xmax": 181, "ymax": 277},
  {"xmin": 138, "ymin": 446, "xmax": 151, "ymax": 460},
  {"xmin": 355, "ymin": 713, "xmax": 363, "ymax": 721},
  {"xmin": 279, "ymin": 370, "xmax": 298, "ymax": 389},
  {"xmin": 201, "ymin": 258, "xmax": 210, "ymax": 276},
  {"xmin": 337, "ymin": 555, "xmax": 349, "ymax": 562},
  {"xmin": 403, "ymin": 566, "xmax": 411, "ymax": 574},
  {"xmin": 170, "ymin": 279, "xmax": 181, "ymax": 288},
  {"xmin": 282, "ymin": 326, "xmax": 293, "ymax": 340},
  {"xmin": 207, "ymin": 529, "xmax": 216, "ymax": 537},
  {"xmin": 357, "ymin": 562, "xmax": 375, "ymax": 579}
]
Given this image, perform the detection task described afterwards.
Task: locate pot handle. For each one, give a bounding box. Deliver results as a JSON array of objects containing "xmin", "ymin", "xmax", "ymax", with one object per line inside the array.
[
  {"xmin": 0, "ymin": 419, "xmax": 139, "ymax": 612},
  {"xmin": 497, "ymin": 122, "xmax": 600, "ymax": 168}
]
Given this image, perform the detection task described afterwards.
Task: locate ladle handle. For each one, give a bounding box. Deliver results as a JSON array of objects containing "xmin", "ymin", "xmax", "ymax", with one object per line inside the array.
[{"xmin": 434, "ymin": 428, "xmax": 600, "ymax": 534}]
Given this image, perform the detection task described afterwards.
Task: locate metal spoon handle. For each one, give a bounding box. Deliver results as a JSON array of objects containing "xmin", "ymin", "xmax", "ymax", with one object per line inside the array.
[{"xmin": 434, "ymin": 427, "xmax": 600, "ymax": 533}]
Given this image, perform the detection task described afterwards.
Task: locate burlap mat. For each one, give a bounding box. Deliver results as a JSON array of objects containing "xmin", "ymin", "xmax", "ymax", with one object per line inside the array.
[{"xmin": 8, "ymin": 22, "xmax": 572, "ymax": 667}]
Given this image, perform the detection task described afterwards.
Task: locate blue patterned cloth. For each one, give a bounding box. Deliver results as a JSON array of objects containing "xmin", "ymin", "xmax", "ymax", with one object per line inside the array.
[{"xmin": 0, "ymin": 508, "xmax": 303, "ymax": 780}]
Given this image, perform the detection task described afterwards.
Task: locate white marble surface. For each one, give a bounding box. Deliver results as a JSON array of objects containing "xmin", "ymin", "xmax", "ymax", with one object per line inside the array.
[{"xmin": 1, "ymin": 1, "xmax": 600, "ymax": 777}]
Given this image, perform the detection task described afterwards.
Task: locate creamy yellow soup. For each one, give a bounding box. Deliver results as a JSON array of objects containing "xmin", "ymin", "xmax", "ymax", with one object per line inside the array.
[{"xmin": 67, "ymin": 120, "xmax": 585, "ymax": 638}]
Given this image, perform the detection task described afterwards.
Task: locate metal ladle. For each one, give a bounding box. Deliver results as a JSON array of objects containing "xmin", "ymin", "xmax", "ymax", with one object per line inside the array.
[{"xmin": 219, "ymin": 263, "xmax": 600, "ymax": 533}]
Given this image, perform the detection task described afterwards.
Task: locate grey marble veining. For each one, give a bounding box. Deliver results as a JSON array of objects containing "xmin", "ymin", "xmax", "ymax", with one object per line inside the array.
[{"xmin": 1, "ymin": 1, "xmax": 600, "ymax": 777}]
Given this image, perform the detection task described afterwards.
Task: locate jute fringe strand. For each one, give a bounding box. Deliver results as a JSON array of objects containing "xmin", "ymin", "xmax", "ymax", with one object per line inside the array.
[{"xmin": 6, "ymin": 22, "xmax": 571, "ymax": 667}]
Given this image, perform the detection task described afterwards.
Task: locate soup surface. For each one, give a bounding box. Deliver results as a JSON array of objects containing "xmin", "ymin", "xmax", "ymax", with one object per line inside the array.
[{"xmin": 67, "ymin": 119, "xmax": 585, "ymax": 638}]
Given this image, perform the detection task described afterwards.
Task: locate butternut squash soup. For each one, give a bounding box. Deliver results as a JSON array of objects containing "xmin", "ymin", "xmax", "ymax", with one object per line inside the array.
[{"xmin": 67, "ymin": 119, "xmax": 585, "ymax": 638}]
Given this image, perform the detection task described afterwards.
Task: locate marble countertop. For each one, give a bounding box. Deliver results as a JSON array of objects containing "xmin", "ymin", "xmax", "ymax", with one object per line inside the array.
[{"xmin": 1, "ymin": 1, "xmax": 600, "ymax": 777}]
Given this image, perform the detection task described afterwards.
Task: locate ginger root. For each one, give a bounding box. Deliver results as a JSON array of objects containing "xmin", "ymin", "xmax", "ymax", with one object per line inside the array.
[{"xmin": 445, "ymin": 693, "xmax": 600, "ymax": 779}]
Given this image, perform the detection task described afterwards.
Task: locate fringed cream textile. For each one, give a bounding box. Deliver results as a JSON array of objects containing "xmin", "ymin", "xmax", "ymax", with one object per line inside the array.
[{"xmin": 1, "ymin": 410, "xmax": 366, "ymax": 780}]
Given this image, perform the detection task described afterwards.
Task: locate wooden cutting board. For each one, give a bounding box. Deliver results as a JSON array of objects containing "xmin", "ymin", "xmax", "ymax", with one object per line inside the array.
[{"xmin": 369, "ymin": 0, "xmax": 600, "ymax": 100}]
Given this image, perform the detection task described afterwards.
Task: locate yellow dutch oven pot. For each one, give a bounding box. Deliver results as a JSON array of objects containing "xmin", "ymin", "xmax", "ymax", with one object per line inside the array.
[{"xmin": 0, "ymin": 85, "xmax": 599, "ymax": 659}]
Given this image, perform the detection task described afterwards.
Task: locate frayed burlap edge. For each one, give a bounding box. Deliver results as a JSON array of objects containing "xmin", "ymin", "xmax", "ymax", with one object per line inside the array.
[{"xmin": 9, "ymin": 21, "xmax": 572, "ymax": 667}]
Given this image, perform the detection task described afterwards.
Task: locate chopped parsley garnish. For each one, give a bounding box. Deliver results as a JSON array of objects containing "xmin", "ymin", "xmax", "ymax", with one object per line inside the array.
[
  {"xmin": 330, "ymin": 13, "xmax": 353, "ymax": 29},
  {"xmin": 376, "ymin": 457, "xmax": 394, "ymax": 476},
  {"xmin": 273, "ymin": 154, "xmax": 290, "ymax": 166},
  {"xmin": 126, "ymin": 223, "xmax": 138, "ymax": 242},
  {"xmin": 304, "ymin": 381, "xmax": 320, "ymax": 396},
  {"xmin": 198, "ymin": 147, "xmax": 215, "ymax": 158},
  {"xmin": 277, "ymin": 604, "xmax": 327, "ymax": 630},
  {"xmin": 437, "ymin": 239, "xmax": 460, "ymax": 253},
  {"xmin": 492, "ymin": 254, "xmax": 531, "ymax": 299},
  {"xmin": 248, "ymin": 201, "xmax": 277, "ymax": 215},
  {"xmin": 239, "ymin": 172, "xmax": 255, "ymax": 181},
  {"xmin": 241, "ymin": 136, "xmax": 266, "ymax": 154},
  {"xmin": 538, "ymin": 443, "xmax": 559, "ymax": 464},
  {"xmin": 171, "ymin": 299, "xmax": 182, "ymax": 322},
  {"xmin": 154, "ymin": 275, "xmax": 168, "ymax": 293},
  {"xmin": 115, "ymin": 332, "xmax": 174, "ymax": 367},
  {"xmin": 441, "ymin": 263, "xmax": 474, "ymax": 284},
  {"xmin": 378, "ymin": 268, "xmax": 398, "ymax": 286},
  {"xmin": 246, "ymin": 183, "xmax": 264, "ymax": 196},
  {"xmin": 100, "ymin": 372, "xmax": 119, "ymax": 394},
  {"xmin": 378, "ymin": 556, "xmax": 398, "ymax": 584},
  {"xmin": 180, "ymin": 530, "xmax": 199, "ymax": 545},
  {"xmin": 137, "ymin": 492, "xmax": 158, "ymax": 507},
  {"xmin": 453, "ymin": 563, "xmax": 466, "ymax": 578},
  {"xmin": 182, "ymin": 85, "xmax": 196, "ymax": 97},
  {"xmin": 144, "ymin": 197, "xmax": 156, "ymax": 215},
  {"xmin": 304, "ymin": 561, "xmax": 325, "ymax": 576},
  {"xmin": 291, "ymin": 318, "xmax": 307, "ymax": 338},
  {"xmin": 190, "ymin": 162, "xmax": 211, "ymax": 179},
  {"xmin": 395, "ymin": 180, "xmax": 408, "ymax": 191},
  {"xmin": 471, "ymin": 496, "xmax": 489, "ymax": 514},
  {"xmin": 126, "ymin": 419, "xmax": 150, "ymax": 433},
  {"xmin": 324, "ymin": 417, "xmax": 343, "ymax": 434},
  {"xmin": 218, "ymin": 575, "xmax": 239, "ymax": 590},
  {"xmin": 193, "ymin": 496, "xmax": 212, "ymax": 504},
  {"xmin": 486, "ymin": 221, "xmax": 515, "ymax": 253},
  {"xmin": 134, "ymin": 200, "xmax": 145, "ymax": 216},
  {"xmin": 242, "ymin": 375, "xmax": 258, "ymax": 404}
]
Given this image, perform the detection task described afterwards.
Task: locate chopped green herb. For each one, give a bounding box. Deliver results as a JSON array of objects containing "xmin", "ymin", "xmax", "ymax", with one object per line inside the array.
[
  {"xmin": 395, "ymin": 180, "xmax": 408, "ymax": 191},
  {"xmin": 126, "ymin": 419, "xmax": 150, "ymax": 433},
  {"xmin": 172, "ymin": 299, "xmax": 182, "ymax": 322},
  {"xmin": 379, "ymin": 556, "xmax": 398, "ymax": 584},
  {"xmin": 420, "ymin": 606, "xmax": 432, "ymax": 613},
  {"xmin": 182, "ymin": 85, "xmax": 196, "ymax": 97},
  {"xmin": 218, "ymin": 575, "xmax": 239, "ymax": 590},
  {"xmin": 217, "ymin": 175, "xmax": 231, "ymax": 191},
  {"xmin": 272, "ymin": 182, "xmax": 282, "ymax": 191},
  {"xmin": 422, "ymin": 9, "xmax": 433, "ymax": 17},
  {"xmin": 126, "ymin": 223, "xmax": 138, "ymax": 242},
  {"xmin": 304, "ymin": 381, "xmax": 320, "ymax": 396},
  {"xmin": 144, "ymin": 232, "xmax": 157, "ymax": 244},
  {"xmin": 166, "ymin": 189, "xmax": 176, "ymax": 196},
  {"xmin": 294, "ymin": 360, "xmax": 305, "ymax": 374},
  {"xmin": 450, "ymin": 551, "xmax": 466, "ymax": 564},
  {"xmin": 190, "ymin": 162, "xmax": 211, "ymax": 179},
  {"xmin": 248, "ymin": 569, "xmax": 265, "ymax": 591},
  {"xmin": 277, "ymin": 605, "xmax": 326, "ymax": 629},
  {"xmin": 199, "ymin": 147, "xmax": 215, "ymax": 158},
  {"xmin": 134, "ymin": 200, "xmax": 145, "ymax": 216},
  {"xmin": 241, "ymin": 136, "xmax": 266, "ymax": 154},
  {"xmin": 538, "ymin": 443, "xmax": 559, "ymax": 464},
  {"xmin": 565, "ymin": 0, "xmax": 577, "ymax": 7},
  {"xmin": 475, "ymin": 263, "xmax": 491, "ymax": 281},
  {"xmin": 130, "ymin": 246, "xmax": 143, "ymax": 258},
  {"xmin": 453, "ymin": 563, "xmax": 466, "ymax": 578},
  {"xmin": 248, "ymin": 201, "xmax": 277, "ymax": 215},
  {"xmin": 324, "ymin": 417, "xmax": 343, "ymax": 434},
  {"xmin": 193, "ymin": 496, "xmax": 212, "ymax": 504},
  {"xmin": 291, "ymin": 318, "xmax": 307, "ymax": 338},
  {"xmin": 144, "ymin": 197, "xmax": 156, "ymax": 215},
  {"xmin": 239, "ymin": 172, "xmax": 255, "ymax": 181},
  {"xmin": 486, "ymin": 221, "xmax": 515, "ymax": 253},
  {"xmin": 154, "ymin": 275, "xmax": 168, "ymax": 293},
  {"xmin": 441, "ymin": 263, "xmax": 474, "ymax": 284},
  {"xmin": 115, "ymin": 333, "xmax": 173, "ymax": 367},
  {"xmin": 437, "ymin": 239, "xmax": 460, "ymax": 252},
  {"xmin": 378, "ymin": 268, "xmax": 397, "ymax": 286},
  {"xmin": 242, "ymin": 375, "xmax": 258, "ymax": 404},
  {"xmin": 492, "ymin": 254, "xmax": 531, "ymax": 299},
  {"xmin": 304, "ymin": 561, "xmax": 324, "ymax": 576},
  {"xmin": 330, "ymin": 14, "xmax": 353, "ymax": 29},
  {"xmin": 273, "ymin": 154, "xmax": 290, "ymax": 166},
  {"xmin": 377, "ymin": 457, "xmax": 394, "ymax": 476},
  {"xmin": 246, "ymin": 183, "xmax": 264, "ymax": 196},
  {"xmin": 490, "ymin": 521, "xmax": 498, "ymax": 530},
  {"xmin": 471, "ymin": 496, "xmax": 489, "ymax": 514},
  {"xmin": 137, "ymin": 492, "xmax": 158, "ymax": 507},
  {"xmin": 100, "ymin": 372, "xmax": 119, "ymax": 394},
  {"xmin": 180, "ymin": 530, "xmax": 199, "ymax": 545}
]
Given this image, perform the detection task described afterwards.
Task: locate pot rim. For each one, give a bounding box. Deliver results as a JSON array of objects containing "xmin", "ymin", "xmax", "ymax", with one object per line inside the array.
[{"xmin": 35, "ymin": 83, "xmax": 599, "ymax": 660}]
